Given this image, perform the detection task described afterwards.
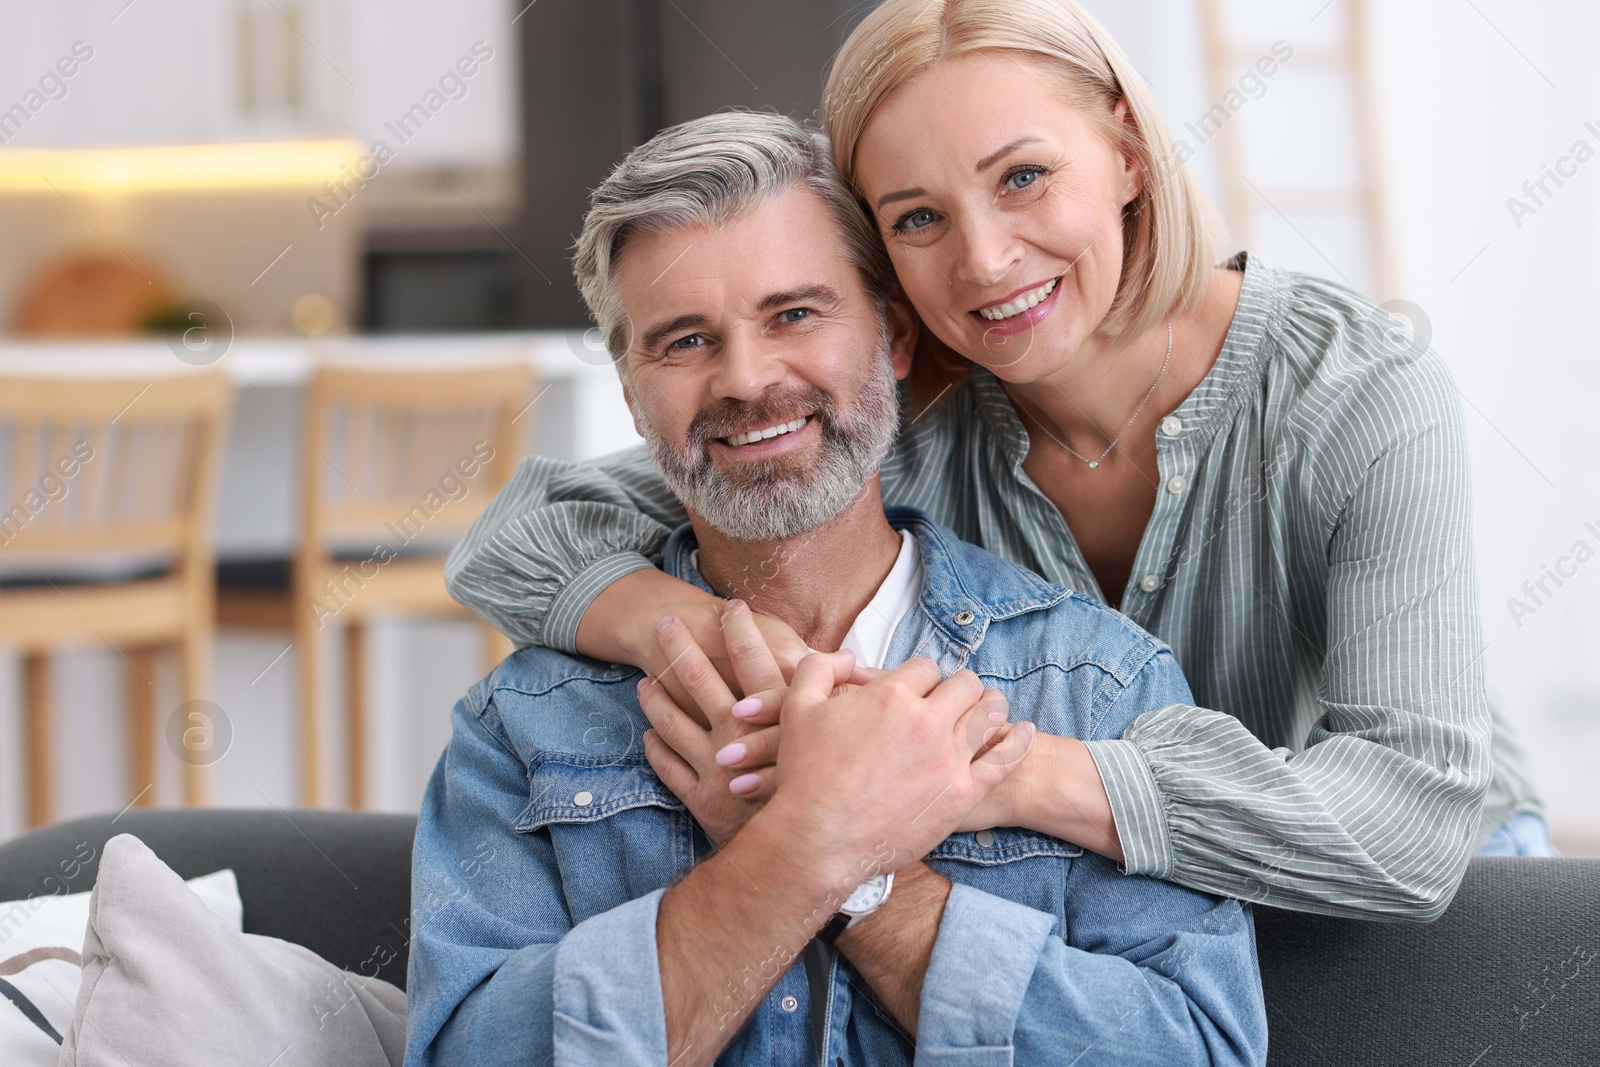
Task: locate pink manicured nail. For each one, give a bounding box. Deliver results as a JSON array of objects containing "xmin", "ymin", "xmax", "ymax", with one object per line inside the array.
[
  {"xmin": 715, "ymin": 741, "xmax": 746, "ymax": 766},
  {"xmin": 730, "ymin": 697, "xmax": 762, "ymax": 718},
  {"xmin": 728, "ymin": 773, "xmax": 760, "ymax": 794},
  {"xmin": 656, "ymin": 616, "xmax": 675, "ymax": 632}
]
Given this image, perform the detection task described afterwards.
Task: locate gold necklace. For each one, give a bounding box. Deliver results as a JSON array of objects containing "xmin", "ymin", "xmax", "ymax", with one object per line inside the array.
[{"xmin": 1008, "ymin": 319, "xmax": 1173, "ymax": 470}]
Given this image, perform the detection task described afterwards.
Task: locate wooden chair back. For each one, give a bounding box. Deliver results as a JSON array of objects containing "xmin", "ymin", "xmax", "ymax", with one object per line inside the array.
[
  {"xmin": 0, "ymin": 372, "xmax": 234, "ymax": 823},
  {"xmin": 299, "ymin": 362, "xmax": 532, "ymax": 558},
  {"xmin": 0, "ymin": 373, "xmax": 233, "ymax": 569}
]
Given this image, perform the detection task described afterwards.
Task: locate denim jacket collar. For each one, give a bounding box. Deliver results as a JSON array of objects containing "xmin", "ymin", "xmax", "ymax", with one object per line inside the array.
[{"xmin": 659, "ymin": 505, "xmax": 1069, "ymax": 660}]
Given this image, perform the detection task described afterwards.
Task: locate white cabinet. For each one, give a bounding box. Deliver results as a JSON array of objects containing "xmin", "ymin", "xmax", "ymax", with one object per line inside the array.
[{"xmin": 0, "ymin": 0, "xmax": 517, "ymax": 168}]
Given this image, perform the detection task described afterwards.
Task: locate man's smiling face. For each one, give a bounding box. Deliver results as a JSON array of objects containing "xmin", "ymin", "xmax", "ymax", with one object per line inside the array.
[{"xmin": 615, "ymin": 185, "xmax": 913, "ymax": 542}]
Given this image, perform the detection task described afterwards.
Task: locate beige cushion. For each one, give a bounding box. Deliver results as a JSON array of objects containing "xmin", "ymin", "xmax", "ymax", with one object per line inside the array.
[
  {"xmin": 0, "ymin": 862, "xmax": 238, "ymax": 1067},
  {"xmin": 60, "ymin": 834, "xmax": 405, "ymax": 1067}
]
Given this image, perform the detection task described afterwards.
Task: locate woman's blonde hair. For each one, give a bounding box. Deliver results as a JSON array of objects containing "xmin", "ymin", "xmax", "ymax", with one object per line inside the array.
[{"xmin": 824, "ymin": 0, "xmax": 1226, "ymax": 400}]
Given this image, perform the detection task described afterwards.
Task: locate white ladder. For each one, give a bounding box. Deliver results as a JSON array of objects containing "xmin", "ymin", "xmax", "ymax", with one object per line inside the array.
[{"xmin": 1194, "ymin": 0, "xmax": 1397, "ymax": 301}]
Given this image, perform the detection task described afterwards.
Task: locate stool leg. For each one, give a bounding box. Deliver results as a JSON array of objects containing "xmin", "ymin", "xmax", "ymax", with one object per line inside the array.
[
  {"xmin": 345, "ymin": 621, "xmax": 366, "ymax": 810},
  {"xmin": 127, "ymin": 648, "xmax": 158, "ymax": 808},
  {"xmin": 294, "ymin": 602, "xmax": 323, "ymax": 808},
  {"xmin": 178, "ymin": 625, "xmax": 214, "ymax": 808},
  {"xmin": 22, "ymin": 654, "xmax": 52, "ymax": 828}
]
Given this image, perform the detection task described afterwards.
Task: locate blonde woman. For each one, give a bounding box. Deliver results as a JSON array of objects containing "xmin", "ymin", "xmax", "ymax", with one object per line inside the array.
[{"xmin": 447, "ymin": 0, "xmax": 1549, "ymax": 919}]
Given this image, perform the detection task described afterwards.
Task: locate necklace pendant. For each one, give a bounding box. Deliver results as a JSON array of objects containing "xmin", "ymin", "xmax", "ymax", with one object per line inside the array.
[{"xmin": 1087, "ymin": 460, "xmax": 1099, "ymax": 469}]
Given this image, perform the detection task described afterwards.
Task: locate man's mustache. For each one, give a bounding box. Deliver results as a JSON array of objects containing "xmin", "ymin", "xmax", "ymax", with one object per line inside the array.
[{"xmin": 686, "ymin": 388, "xmax": 838, "ymax": 447}]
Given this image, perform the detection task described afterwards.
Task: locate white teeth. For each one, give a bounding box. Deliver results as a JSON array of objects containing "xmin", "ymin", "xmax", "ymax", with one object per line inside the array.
[
  {"xmin": 725, "ymin": 417, "xmax": 809, "ymax": 447},
  {"xmin": 979, "ymin": 277, "xmax": 1057, "ymax": 320}
]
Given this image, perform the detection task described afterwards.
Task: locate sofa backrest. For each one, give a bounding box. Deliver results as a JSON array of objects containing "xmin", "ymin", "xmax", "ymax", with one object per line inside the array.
[
  {"xmin": 0, "ymin": 809, "xmax": 414, "ymax": 989},
  {"xmin": 1, "ymin": 810, "xmax": 1596, "ymax": 1065},
  {"xmin": 1255, "ymin": 857, "xmax": 1599, "ymax": 1064}
]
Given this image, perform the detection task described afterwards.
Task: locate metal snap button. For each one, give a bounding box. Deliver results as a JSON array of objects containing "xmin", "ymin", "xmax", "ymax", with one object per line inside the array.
[
  {"xmin": 780, "ymin": 995, "xmax": 799, "ymax": 1012},
  {"xmin": 975, "ymin": 829, "xmax": 996, "ymax": 847},
  {"xmin": 573, "ymin": 791, "xmax": 593, "ymax": 807},
  {"xmin": 953, "ymin": 610, "xmax": 975, "ymax": 625}
]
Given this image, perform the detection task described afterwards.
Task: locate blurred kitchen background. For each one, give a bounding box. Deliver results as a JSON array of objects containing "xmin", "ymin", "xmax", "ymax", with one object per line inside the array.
[{"xmin": 0, "ymin": 0, "xmax": 1596, "ymax": 851}]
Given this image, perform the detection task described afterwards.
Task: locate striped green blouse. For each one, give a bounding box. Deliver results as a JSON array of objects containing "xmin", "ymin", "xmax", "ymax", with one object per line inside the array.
[{"xmin": 446, "ymin": 250, "xmax": 1542, "ymax": 920}]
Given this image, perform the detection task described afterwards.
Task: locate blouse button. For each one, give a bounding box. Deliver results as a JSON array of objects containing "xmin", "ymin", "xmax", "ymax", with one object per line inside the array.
[
  {"xmin": 1139, "ymin": 574, "xmax": 1162, "ymax": 593},
  {"xmin": 573, "ymin": 791, "xmax": 593, "ymax": 807},
  {"xmin": 1166, "ymin": 475, "xmax": 1188, "ymax": 495},
  {"xmin": 780, "ymin": 995, "xmax": 799, "ymax": 1013},
  {"xmin": 975, "ymin": 829, "xmax": 996, "ymax": 847},
  {"xmin": 953, "ymin": 610, "xmax": 975, "ymax": 626},
  {"xmin": 1160, "ymin": 415, "xmax": 1182, "ymax": 437}
]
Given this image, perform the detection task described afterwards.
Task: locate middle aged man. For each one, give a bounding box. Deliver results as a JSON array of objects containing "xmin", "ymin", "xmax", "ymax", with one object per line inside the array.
[{"xmin": 405, "ymin": 112, "xmax": 1266, "ymax": 1067}]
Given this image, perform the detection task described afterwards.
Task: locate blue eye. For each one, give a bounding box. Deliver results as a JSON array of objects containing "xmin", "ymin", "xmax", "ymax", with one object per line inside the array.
[
  {"xmin": 780, "ymin": 308, "xmax": 811, "ymax": 323},
  {"xmin": 1003, "ymin": 166, "xmax": 1045, "ymax": 192},
  {"xmin": 889, "ymin": 207, "xmax": 934, "ymax": 231},
  {"xmin": 669, "ymin": 334, "xmax": 706, "ymax": 351}
]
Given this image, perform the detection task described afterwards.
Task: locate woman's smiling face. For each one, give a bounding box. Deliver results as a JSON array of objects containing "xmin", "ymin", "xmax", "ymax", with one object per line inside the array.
[{"xmin": 855, "ymin": 51, "xmax": 1141, "ymax": 382}]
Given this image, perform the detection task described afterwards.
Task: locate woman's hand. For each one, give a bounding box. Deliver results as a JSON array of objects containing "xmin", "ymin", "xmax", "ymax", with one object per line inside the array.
[
  {"xmin": 951, "ymin": 745, "xmax": 1035, "ymax": 832},
  {"xmin": 639, "ymin": 598, "xmax": 797, "ymax": 848},
  {"xmin": 640, "ymin": 676, "xmax": 762, "ymax": 850},
  {"xmin": 578, "ymin": 570, "xmax": 825, "ymax": 713}
]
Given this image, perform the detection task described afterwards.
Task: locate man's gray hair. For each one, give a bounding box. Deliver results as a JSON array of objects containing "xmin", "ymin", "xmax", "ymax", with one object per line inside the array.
[{"xmin": 572, "ymin": 110, "xmax": 896, "ymax": 369}]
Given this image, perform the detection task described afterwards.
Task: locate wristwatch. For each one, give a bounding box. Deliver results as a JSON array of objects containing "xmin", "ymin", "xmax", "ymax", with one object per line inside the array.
[{"xmin": 817, "ymin": 872, "xmax": 894, "ymax": 944}]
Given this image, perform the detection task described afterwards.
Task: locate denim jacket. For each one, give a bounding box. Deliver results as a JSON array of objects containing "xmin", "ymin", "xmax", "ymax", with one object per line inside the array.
[{"xmin": 406, "ymin": 508, "xmax": 1267, "ymax": 1066}]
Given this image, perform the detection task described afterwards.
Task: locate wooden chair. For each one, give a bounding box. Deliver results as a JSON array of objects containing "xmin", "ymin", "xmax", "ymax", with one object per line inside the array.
[
  {"xmin": 217, "ymin": 360, "xmax": 531, "ymax": 809},
  {"xmin": 0, "ymin": 372, "xmax": 234, "ymax": 827}
]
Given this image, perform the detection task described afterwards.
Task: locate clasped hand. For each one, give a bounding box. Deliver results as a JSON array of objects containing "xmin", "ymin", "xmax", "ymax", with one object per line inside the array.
[{"xmin": 640, "ymin": 598, "xmax": 1035, "ymax": 875}]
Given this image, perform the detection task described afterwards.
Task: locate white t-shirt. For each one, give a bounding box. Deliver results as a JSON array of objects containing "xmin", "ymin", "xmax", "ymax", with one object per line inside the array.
[
  {"xmin": 690, "ymin": 528, "xmax": 924, "ymax": 669},
  {"xmin": 829, "ymin": 528, "xmax": 922, "ymax": 669}
]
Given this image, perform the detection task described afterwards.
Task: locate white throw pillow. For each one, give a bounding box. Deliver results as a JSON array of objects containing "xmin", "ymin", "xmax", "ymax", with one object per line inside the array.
[
  {"xmin": 60, "ymin": 833, "xmax": 406, "ymax": 1067},
  {"xmin": 0, "ymin": 847, "xmax": 239, "ymax": 1067}
]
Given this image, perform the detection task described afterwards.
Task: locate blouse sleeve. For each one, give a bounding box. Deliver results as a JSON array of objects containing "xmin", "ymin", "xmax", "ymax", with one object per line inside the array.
[
  {"xmin": 1086, "ymin": 347, "xmax": 1493, "ymax": 922},
  {"xmin": 444, "ymin": 447, "xmax": 687, "ymax": 651}
]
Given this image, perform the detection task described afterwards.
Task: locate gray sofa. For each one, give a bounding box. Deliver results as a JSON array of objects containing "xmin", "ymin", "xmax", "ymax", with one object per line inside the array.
[{"xmin": 2, "ymin": 808, "xmax": 1595, "ymax": 1065}]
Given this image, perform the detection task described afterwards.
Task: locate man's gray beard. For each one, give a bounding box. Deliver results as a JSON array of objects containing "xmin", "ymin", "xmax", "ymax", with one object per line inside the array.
[{"xmin": 636, "ymin": 329, "xmax": 899, "ymax": 543}]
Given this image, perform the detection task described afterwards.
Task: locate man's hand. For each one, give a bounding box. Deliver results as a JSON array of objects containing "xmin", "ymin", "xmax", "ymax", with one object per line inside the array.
[
  {"xmin": 713, "ymin": 674, "xmax": 1027, "ymax": 816},
  {"xmin": 762, "ymin": 653, "xmax": 1036, "ymax": 888}
]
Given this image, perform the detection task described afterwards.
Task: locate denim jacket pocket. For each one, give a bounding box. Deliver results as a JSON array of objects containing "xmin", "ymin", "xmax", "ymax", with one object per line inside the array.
[
  {"xmin": 927, "ymin": 827, "xmax": 1083, "ymax": 866},
  {"xmin": 925, "ymin": 828, "xmax": 1080, "ymax": 936},
  {"xmin": 513, "ymin": 757, "xmax": 692, "ymax": 922},
  {"xmin": 513, "ymin": 757, "xmax": 686, "ymax": 832}
]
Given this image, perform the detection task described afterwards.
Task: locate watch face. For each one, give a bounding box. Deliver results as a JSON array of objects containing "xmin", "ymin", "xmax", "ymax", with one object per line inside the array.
[{"xmin": 842, "ymin": 873, "xmax": 890, "ymax": 915}]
